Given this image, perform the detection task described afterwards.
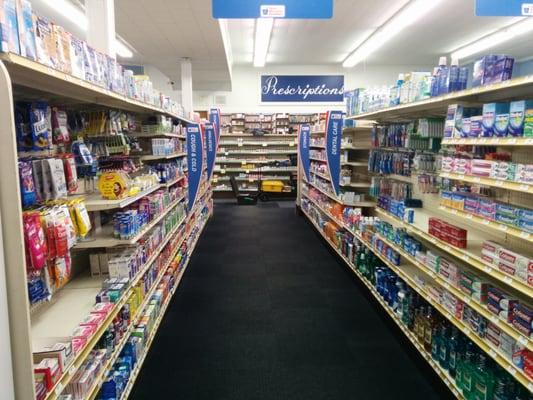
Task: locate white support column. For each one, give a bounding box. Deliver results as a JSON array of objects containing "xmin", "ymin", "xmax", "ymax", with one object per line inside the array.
[
  {"xmin": 181, "ymin": 58, "xmax": 193, "ymax": 117},
  {"xmin": 86, "ymin": 0, "xmax": 116, "ymax": 58}
]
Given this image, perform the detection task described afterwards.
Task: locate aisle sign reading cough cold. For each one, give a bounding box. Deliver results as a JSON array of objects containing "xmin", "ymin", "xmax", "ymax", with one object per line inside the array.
[
  {"xmin": 186, "ymin": 124, "xmax": 204, "ymax": 209},
  {"xmin": 261, "ymin": 75, "xmax": 344, "ymax": 102}
]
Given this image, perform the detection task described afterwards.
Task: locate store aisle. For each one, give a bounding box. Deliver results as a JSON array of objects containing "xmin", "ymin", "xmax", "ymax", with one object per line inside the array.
[{"xmin": 130, "ymin": 203, "xmax": 452, "ymax": 400}]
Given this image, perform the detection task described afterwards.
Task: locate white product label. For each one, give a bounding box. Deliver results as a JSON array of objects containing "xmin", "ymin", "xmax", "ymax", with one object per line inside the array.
[
  {"xmin": 522, "ymin": 3, "xmax": 533, "ymax": 15},
  {"xmin": 260, "ymin": 4, "xmax": 286, "ymax": 17},
  {"xmin": 519, "ymin": 184, "xmax": 530, "ymax": 192},
  {"xmin": 55, "ymin": 382, "xmax": 64, "ymax": 395}
]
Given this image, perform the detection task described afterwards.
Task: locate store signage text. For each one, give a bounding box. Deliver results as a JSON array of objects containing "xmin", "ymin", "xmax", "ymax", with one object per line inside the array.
[{"xmin": 261, "ymin": 75, "xmax": 344, "ymax": 103}]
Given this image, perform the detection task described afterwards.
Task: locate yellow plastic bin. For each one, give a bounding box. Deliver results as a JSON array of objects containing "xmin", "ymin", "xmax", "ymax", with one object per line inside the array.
[{"xmin": 261, "ymin": 180, "xmax": 284, "ymax": 193}]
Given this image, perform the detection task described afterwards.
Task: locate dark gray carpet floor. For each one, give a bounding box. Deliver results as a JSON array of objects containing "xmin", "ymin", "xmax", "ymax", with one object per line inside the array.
[{"xmin": 130, "ymin": 203, "xmax": 453, "ymax": 400}]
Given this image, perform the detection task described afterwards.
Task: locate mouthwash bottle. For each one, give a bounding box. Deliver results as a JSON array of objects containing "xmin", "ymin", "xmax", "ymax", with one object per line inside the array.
[
  {"xmin": 415, "ymin": 306, "xmax": 426, "ymax": 344},
  {"xmin": 423, "ymin": 307, "xmax": 437, "ymax": 352},
  {"xmin": 431, "ymin": 323, "xmax": 441, "ymax": 361},
  {"xmin": 448, "ymin": 327, "xmax": 462, "ymax": 378},
  {"xmin": 438, "ymin": 324, "xmax": 450, "ymax": 370},
  {"xmin": 492, "ymin": 374, "xmax": 513, "ymax": 400},
  {"xmin": 460, "ymin": 345, "xmax": 477, "ymax": 399},
  {"xmin": 473, "ymin": 354, "xmax": 495, "ymax": 400}
]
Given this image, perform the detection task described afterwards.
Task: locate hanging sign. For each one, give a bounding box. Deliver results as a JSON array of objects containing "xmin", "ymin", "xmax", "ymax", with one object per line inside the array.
[
  {"xmin": 325, "ymin": 110, "xmax": 343, "ymax": 196},
  {"xmin": 186, "ymin": 123, "xmax": 204, "ymax": 209},
  {"xmin": 261, "ymin": 75, "xmax": 344, "ymax": 103},
  {"xmin": 205, "ymin": 122, "xmax": 217, "ymax": 181},
  {"xmin": 298, "ymin": 124, "xmax": 311, "ymax": 182},
  {"xmin": 476, "ymin": 0, "xmax": 533, "ymax": 16},
  {"xmin": 212, "ymin": 0, "xmax": 333, "ymax": 19},
  {"xmin": 208, "ymin": 108, "xmax": 221, "ymax": 144}
]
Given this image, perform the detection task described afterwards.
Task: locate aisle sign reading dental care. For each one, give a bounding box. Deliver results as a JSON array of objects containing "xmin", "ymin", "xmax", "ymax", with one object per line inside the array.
[
  {"xmin": 298, "ymin": 124, "xmax": 311, "ymax": 182},
  {"xmin": 325, "ymin": 111, "xmax": 344, "ymax": 196},
  {"xmin": 212, "ymin": 0, "xmax": 333, "ymax": 19},
  {"xmin": 261, "ymin": 75, "xmax": 344, "ymax": 103},
  {"xmin": 186, "ymin": 124, "xmax": 204, "ymax": 209},
  {"xmin": 205, "ymin": 122, "xmax": 217, "ymax": 181},
  {"xmin": 476, "ymin": 0, "xmax": 533, "ymax": 16}
]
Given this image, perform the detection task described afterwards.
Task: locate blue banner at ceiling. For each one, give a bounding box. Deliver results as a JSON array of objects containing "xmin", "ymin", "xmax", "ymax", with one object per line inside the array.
[
  {"xmin": 261, "ymin": 75, "xmax": 344, "ymax": 103},
  {"xmin": 205, "ymin": 122, "xmax": 217, "ymax": 181},
  {"xmin": 325, "ymin": 111, "xmax": 344, "ymax": 196},
  {"xmin": 298, "ymin": 124, "xmax": 311, "ymax": 183},
  {"xmin": 476, "ymin": 0, "xmax": 533, "ymax": 16},
  {"xmin": 186, "ymin": 123, "xmax": 204, "ymax": 210},
  {"xmin": 212, "ymin": 0, "xmax": 333, "ymax": 19},
  {"xmin": 208, "ymin": 108, "xmax": 221, "ymax": 144}
]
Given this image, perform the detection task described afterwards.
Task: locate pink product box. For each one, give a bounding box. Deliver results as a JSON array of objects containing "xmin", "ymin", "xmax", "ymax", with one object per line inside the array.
[
  {"xmin": 71, "ymin": 325, "xmax": 96, "ymax": 341},
  {"xmin": 71, "ymin": 337, "xmax": 87, "ymax": 354},
  {"xmin": 91, "ymin": 302, "xmax": 113, "ymax": 316},
  {"xmin": 79, "ymin": 313, "xmax": 105, "ymax": 329},
  {"xmin": 472, "ymin": 159, "xmax": 494, "ymax": 169},
  {"xmin": 453, "ymin": 159, "xmax": 472, "ymax": 174},
  {"xmin": 442, "ymin": 157, "xmax": 454, "ymax": 173},
  {"xmin": 471, "ymin": 167, "xmax": 492, "ymax": 177}
]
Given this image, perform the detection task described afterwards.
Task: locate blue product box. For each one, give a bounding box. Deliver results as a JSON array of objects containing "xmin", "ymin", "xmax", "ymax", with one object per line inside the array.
[
  {"xmin": 495, "ymin": 213, "xmax": 517, "ymax": 226},
  {"xmin": 509, "ymin": 100, "xmax": 533, "ymax": 137},
  {"xmin": 0, "ymin": 0, "xmax": 20, "ymax": 54},
  {"xmin": 469, "ymin": 115, "xmax": 483, "ymax": 137},
  {"xmin": 518, "ymin": 219, "xmax": 533, "ymax": 233},
  {"xmin": 517, "ymin": 209, "xmax": 533, "ymax": 223},
  {"xmin": 444, "ymin": 104, "xmax": 463, "ymax": 138},
  {"xmin": 494, "ymin": 107, "xmax": 510, "ymax": 137},
  {"xmin": 486, "ymin": 56, "xmax": 514, "ymax": 85},
  {"xmin": 496, "ymin": 203, "xmax": 517, "ymax": 218},
  {"xmin": 16, "ymin": 0, "xmax": 35, "ymax": 60},
  {"xmin": 482, "ymin": 103, "xmax": 509, "ymax": 137}
]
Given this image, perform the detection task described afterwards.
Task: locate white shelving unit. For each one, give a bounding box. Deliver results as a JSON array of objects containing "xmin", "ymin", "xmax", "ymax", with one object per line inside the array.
[{"xmin": 0, "ymin": 51, "xmax": 212, "ymax": 400}]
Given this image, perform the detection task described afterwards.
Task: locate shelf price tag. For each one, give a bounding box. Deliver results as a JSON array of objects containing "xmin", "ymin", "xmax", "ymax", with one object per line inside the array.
[
  {"xmin": 466, "ymin": 213, "xmax": 473, "ymax": 219},
  {"xmin": 506, "ymin": 365, "xmax": 517, "ymax": 376},
  {"xmin": 463, "ymin": 326, "xmax": 471, "ymax": 335},
  {"xmin": 262, "ymin": 143, "xmax": 268, "ymax": 147},
  {"xmin": 473, "ymin": 177, "xmax": 481, "ymax": 183},
  {"xmin": 484, "ymin": 265, "xmax": 493, "ymax": 273},
  {"xmin": 489, "ymin": 349, "xmax": 497, "ymax": 358},
  {"xmin": 503, "ymin": 276, "xmax": 513, "ymax": 285},
  {"xmin": 490, "ymin": 315, "xmax": 498, "ymax": 324},
  {"xmin": 462, "ymin": 254, "xmax": 470, "ymax": 262},
  {"xmin": 495, "ymin": 180, "xmax": 504, "ymax": 187},
  {"xmin": 69, "ymin": 365, "xmax": 77, "ymax": 376},
  {"xmin": 519, "ymin": 184, "xmax": 530, "ymax": 192},
  {"xmin": 518, "ymin": 336, "xmax": 528, "ymax": 346},
  {"xmin": 498, "ymin": 224, "xmax": 508, "ymax": 232},
  {"xmin": 241, "ymin": 161, "xmax": 246, "ymax": 165},
  {"xmin": 221, "ymin": 169, "xmax": 226, "ymax": 174},
  {"xmin": 55, "ymin": 382, "xmax": 64, "ymax": 396},
  {"xmin": 458, "ymin": 174, "xmax": 465, "ymax": 180},
  {"xmin": 526, "ymin": 139, "xmax": 533, "ymax": 145},
  {"xmin": 482, "ymin": 219, "xmax": 490, "ymax": 225},
  {"xmin": 463, "ymin": 295, "xmax": 471, "ymax": 304},
  {"xmin": 508, "ymin": 138, "xmax": 517, "ymax": 145},
  {"xmin": 519, "ymin": 231, "xmax": 530, "ymax": 239}
]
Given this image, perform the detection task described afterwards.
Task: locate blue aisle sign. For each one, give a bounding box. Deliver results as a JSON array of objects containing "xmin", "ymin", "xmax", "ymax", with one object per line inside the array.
[
  {"xmin": 205, "ymin": 122, "xmax": 217, "ymax": 181},
  {"xmin": 476, "ymin": 0, "xmax": 533, "ymax": 16},
  {"xmin": 186, "ymin": 124, "xmax": 204, "ymax": 210},
  {"xmin": 325, "ymin": 111, "xmax": 344, "ymax": 196},
  {"xmin": 261, "ymin": 75, "xmax": 344, "ymax": 103},
  {"xmin": 298, "ymin": 124, "xmax": 311, "ymax": 182},
  {"xmin": 208, "ymin": 108, "xmax": 221, "ymax": 143},
  {"xmin": 212, "ymin": 0, "xmax": 333, "ymax": 19}
]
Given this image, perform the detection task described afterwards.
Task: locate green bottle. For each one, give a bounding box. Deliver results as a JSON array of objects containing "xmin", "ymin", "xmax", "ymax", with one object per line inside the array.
[
  {"xmin": 461, "ymin": 348, "xmax": 476, "ymax": 399},
  {"xmin": 438, "ymin": 324, "xmax": 449, "ymax": 370},
  {"xmin": 448, "ymin": 327, "xmax": 461, "ymax": 378},
  {"xmin": 472, "ymin": 354, "xmax": 494, "ymax": 400}
]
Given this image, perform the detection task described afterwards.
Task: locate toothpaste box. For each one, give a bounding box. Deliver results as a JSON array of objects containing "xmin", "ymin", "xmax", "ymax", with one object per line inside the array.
[
  {"xmin": 482, "ymin": 103, "xmax": 509, "ymax": 137},
  {"xmin": 515, "ymin": 164, "xmax": 533, "ymax": 185},
  {"xmin": 496, "ymin": 203, "xmax": 518, "ymax": 218},
  {"xmin": 16, "ymin": 0, "xmax": 36, "ymax": 60},
  {"xmin": 444, "ymin": 104, "xmax": 463, "ymax": 138},
  {"xmin": 517, "ymin": 208, "xmax": 533, "ymax": 223},
  {"xmin": 493, "ymin": 103, "xmax": 511, "ymax": 137},
  {"xmin": 509, "ymin": 100, "xmax": 533, "ymax": 137},
  {"xmin": 513, "ymin": 303, "xmax": 533, "ymax": 326},
  {"xmin": 498, "ymin": 247, "xmax": 532, "ymax": 273},
  {"xmin": 490, "ymin": 161, "xmax": 516, "ymax": 181}
]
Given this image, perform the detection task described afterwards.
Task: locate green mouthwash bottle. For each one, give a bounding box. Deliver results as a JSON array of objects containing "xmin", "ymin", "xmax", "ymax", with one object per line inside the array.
[
  {"xmin": 473, "ymin": 354, "xmax": 495, "ymax": 400},
  {"xmin": 438, "ymin": 324, "xmax": 449, "ymax": 370},
  {"xmin": 448, "ymin": 327, "xmax": 462, "ymax": 378},
  {"xmin": 431, "ymin": 324, "xmax": 441, "ymax": 361},
  {"xmin": 460, "ymin": 347, "xmax": 476, "ymax": 399}
]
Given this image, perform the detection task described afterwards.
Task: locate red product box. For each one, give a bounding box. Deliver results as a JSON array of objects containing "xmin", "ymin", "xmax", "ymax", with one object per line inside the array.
[
  {"xmin": 34, "ymin": 358, "xmax": 61, "ymax": 392},
  {"xmin": 512, "ymin": 318, "xmax": 533, "ymax": 338},
  {"xmin": 447, "ymin": 236, "xmax": 467, "ymax": 248},
  {"xmin": 442, "ymin": 223, "xmax": 467, "ymax": 239},
  {"xmin": 482, "ymin": 253, "xmax": 497, "ymax": 264}
]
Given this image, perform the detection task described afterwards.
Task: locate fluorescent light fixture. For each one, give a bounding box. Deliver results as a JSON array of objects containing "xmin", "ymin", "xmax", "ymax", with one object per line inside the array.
[
  {"xmin": 42, "ymin": 0, "xmax": 88, "ymax": 29},
  {"xmin": 115, "ymin": 39, "xmax": 133, "ymax": 58},
  {"xmin": 451, "ymin": 18, "xmax": 533, "ymax": 61},
  {"xmin": 42, "ymin": 0, "xmax": 134, "ymax": 58},
  {"xmin": 343, "ymin": 0, "xmax": 444, "ymax": 68},
  {"xmin": 253, "ymin": 18, "xmax": 274, "ymax": 67}
]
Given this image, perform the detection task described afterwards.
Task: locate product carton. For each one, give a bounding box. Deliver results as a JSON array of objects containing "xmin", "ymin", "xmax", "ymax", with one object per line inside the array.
[
  {"xmin": 482, "ymin": 102, "xmax": 509, "ymax": 137},
  {"xmin": 0, "ymin": 0, "xmax": 20, "ymax": 54},
  {"xmin": 16, "ymin": 0, "xmax": 35, "ymax": 59},
  {"xmin": 509, "ymin": 100, "xmax": 533, "ymax": 137}
]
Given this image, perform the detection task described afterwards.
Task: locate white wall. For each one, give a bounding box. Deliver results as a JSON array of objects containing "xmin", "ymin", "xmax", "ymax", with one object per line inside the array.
[
  {"xmin": 193, "ymin": 63, "xmax": 433, "ymax": 113},
  {"xmin": 142, "ymin": 65, "xmax": 182, "ymax": 104}
]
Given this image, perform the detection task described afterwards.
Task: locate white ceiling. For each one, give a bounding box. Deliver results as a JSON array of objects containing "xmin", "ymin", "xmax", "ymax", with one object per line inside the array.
[
  {"xmin": 29, "ymin": 0, "xmax": 533, "ymax": 92},
  {"xmin": 227, "ymin": 0, "xmax": 530, "ymax": 66}
]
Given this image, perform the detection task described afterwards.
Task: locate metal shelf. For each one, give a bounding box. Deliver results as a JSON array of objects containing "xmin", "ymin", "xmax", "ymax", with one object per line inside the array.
[
  {"xmin": 139, "ymin": 152, "xmax": 187, "ymax": 161},
  {"xmin": 440, "ymin": 172, "xmax": 533, "ymax": 194},
  {"xmin": 83, "ymin": 184, "xmax": 162, "ymax": 212},
  {"xmin": 442, "ymin": 137, "xmax": 533, "ymax": 146}
]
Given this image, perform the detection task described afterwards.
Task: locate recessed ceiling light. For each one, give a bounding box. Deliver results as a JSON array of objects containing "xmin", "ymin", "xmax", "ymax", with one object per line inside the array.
[{"xmin": 343, "ymin": 0, "xmax": 444, "ymax": 68}]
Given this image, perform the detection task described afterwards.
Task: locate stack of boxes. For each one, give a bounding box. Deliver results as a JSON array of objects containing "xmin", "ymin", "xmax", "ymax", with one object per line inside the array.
[
  {"xmin": 428, "ymin": 217, "xmax": 468, "ymax": 248},
  {"xmin": 481, "ymin": 240, "xmax": 532, "ymax": 285}
]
